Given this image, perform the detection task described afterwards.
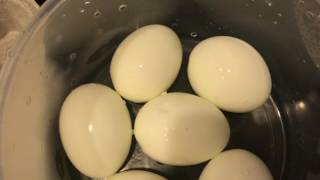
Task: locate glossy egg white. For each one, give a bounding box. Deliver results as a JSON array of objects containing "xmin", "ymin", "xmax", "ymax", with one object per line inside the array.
[
  {"xmin": 200, "ymin": 149, "xmax": 274, "ymax": 180},
  {"xmin": 59, "ymin": 84, "xmax": 132, "ymax": 178},
  {"xmin": 188, "ymin": 36, "xmax": 272, "ymax": 113},
  {"xmin": 107, "ymin": 170, "xmax": 167, "ymax": 180},
  {"xmin": 110, "ymin": 24, "xmax": 183, "ymax": 103},
  {"xmin": 134, "ymin": 93, "xmax": 230, "ymax": 166}
]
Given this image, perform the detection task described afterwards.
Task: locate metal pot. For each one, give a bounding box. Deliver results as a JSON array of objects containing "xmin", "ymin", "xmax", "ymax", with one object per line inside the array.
[{"xmin": 0, "ymin": 0, "xmax": 319, "ymax": 179}]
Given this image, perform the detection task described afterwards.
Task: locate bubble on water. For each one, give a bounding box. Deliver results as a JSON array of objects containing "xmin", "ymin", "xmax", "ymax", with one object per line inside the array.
[
  {"xmin": 94, "ymin": 9, "xmax": 102, "ymax": 17},
  {"xmin": 84, "ymin": 1, "xmax": 91, "ymax": 5},
  {"xmin": 118, "ymin": 4, "xmax": 128, "ymax": 12},
  {"xmin": 26, "ymin": 96, "xmax": 32, "ymax": 105},
  {"xmin": 273, "ymin": 20, "xmax": 278, "ymax": 25},
  {"xmin": 277, "ymin": 13, "xmax": 283, "ymax": 17},
  {"xmin": 258, "ymin": 13, "xmax": 263, "ymax": 18},
  {"xmin": 301, "ymin": 59, "xmax": 307, "ymax": 64},
  {"xmin": 245, "ymin": 3, "xmax": 250, "ymax": 7},
  {"xmin": 190, "ymin": 32, "xmax": 198, "ymax": 38},
  {"xmin": 298, "ymin": 0, "xmax": 305, "ymax": 4},
  {"xmin": 316, "ymin": 64, "xmax": 320, "ymax": 69},
  {"xmin": 265, "ymin": 0, "xmax": 273, "ymax": 7},
  {"xmin": 250, "ymin": 0, "xmax": 256, "ymax": 2},
  {"xmin": 306, "ymin": 11, "xmax": 315, "ymax": 18},
  {"xmin": 80, "ymin": 9, "xmax": 85, "ymax": 13},
  {"xmin": 61, "ymin": 14, "xmax": 67, "ymax": 18}
]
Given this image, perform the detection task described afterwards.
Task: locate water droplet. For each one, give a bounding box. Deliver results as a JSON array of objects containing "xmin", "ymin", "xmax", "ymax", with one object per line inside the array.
[
  {"xmin": 84, "ymin": 1, "xmax": 91, "ymax": 5},
  {"xmin": 302, "ymin": 59, "xmax": 307, "ymax": 63},
  {"xmin": 55, "ymin": 35, "xmax": 63, "ymax": 43},
  {"xmin": 26, "ymin": 96, "xmax": 32, "ymax": 105},
  {"xmin": 69, "ymin": 53, "xmax": 77, "ymax": 63},
  {"xmin": 71, "ymin": 79, "xmax": 77, "ymax": 86},
  {"xmin": 265, "ymin": 0, "xmax": 273, "ymax": 7},
  {"xmin": 277, "ymin": 13, "xmax": 283, "ymax": 17},
  {"xmin": 306, "ymin": 11, "xmax": 314, "ymax": 18},
  {"xmin": 273, "ymin": 20, "xmax": 278, "ymax": 25},
  {"xmin": 298, "ymin": 0, "xmax": 305, "ymax": 4},
  {"xmin": 316, "ymin": 64, "xmax": 320, "ymax": 69},
  {"xmin": 80, "ymin": 9, "xmax": 85, "ymax": 13},
  {"xmin": 258, "ymin": 13, "xmax": 263, "ymax": 18},
  {"xmin": 61, "ymin": 14, "xmax": 67, "ymax": 18},
  {"xmin": 118, "ymin": 4, "xmax": 128, "ymax": 12},
  {"xmin": 97, "ymin": 28, "xmax": 104, "ymax": 35},
  {"xmin": 170, "ymin": 22, "xmax": 178, "ymax": 27},
  {"xmin": 190, "ymin": 32, "xmax": 198, "ymax": 38},
  {"xmin": 94, "ymin": 9, "xmax": 101, "ymax": 17}
]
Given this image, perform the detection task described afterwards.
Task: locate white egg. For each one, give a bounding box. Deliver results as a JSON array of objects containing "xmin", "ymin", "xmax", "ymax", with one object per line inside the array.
[
  {"xmin": 200, "ymin": 149, "xmax": 274, "ymax": 180},
  {"xmin": 188, "ymin": 36, "xmax": 272, "ymax": 113},
  {"xmin": 107, "ymin": 170, "xmax": 167, "ymax": 180},
  {"xmin": 59, "ymin": 84, "xmax": 132, "ymax": 178},
  {"xmin": 110, "ymin": 24, "xmax": 183, "ymax": 103},
  {"xmin": 134, "ymin": 93, "xmax": 230, "ymax": 166}
]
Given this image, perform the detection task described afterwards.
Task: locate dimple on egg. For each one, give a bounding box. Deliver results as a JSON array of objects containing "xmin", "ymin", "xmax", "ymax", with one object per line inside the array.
[
  {"xmin": 188, "ymin": 36, "xmax": 272, "ymax": 113},
  {"xmin": 110, "ymin": 24, "xmax": 183, "ymax": 103},
  {"xmin": 134, "ymin": 93, "xmax": 230, "ymax": 166},
  {"xmin": 59, "ymin": 84, "xmax": 132, "ymax": 178}
]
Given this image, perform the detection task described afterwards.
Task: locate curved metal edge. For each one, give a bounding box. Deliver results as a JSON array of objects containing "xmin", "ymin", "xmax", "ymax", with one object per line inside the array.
[
  {"xmin": 0, "ymin": 0, "xmax": 64, "ymax": 179},
  {"xmin": 269, "ymin": 96, "xmax": 287, "ymax": 180}
]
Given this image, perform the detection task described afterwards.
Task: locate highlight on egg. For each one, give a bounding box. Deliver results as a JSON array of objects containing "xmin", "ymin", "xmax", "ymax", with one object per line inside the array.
[
  {"xmin": 107, "ymin": 170, "xmax": 167, "ymax": 180},
  {"xmin": 134, "ymin": 92, "xmax": 230, "ymax": 166},
  {"xmin": 199, "ymin": 149, "xmax": 274, "ymax": 180},
  {"xmin": 110, "ymin": 24, "xmax": 183, "ymax": 103},
  {"xmin": 59, "ymin": 84, "xmax": 132, "ymax": 178},
  {"xmin": 188, "ymin": 36, "xmax": 272, "ymax": 113}
]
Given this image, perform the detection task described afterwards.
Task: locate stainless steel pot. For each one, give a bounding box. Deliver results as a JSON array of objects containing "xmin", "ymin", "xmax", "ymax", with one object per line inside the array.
[{"xmin": 0, "ymin": 0, "xmax": 319, "ymax": 179}]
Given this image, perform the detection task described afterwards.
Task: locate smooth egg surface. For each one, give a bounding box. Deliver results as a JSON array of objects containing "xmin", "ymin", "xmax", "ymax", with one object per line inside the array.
[
  {"xmin": 200, "ymin": 149, "xmax": 274, "ymax": 180},
  {"xmin": 107, "ymin": 170, "xmax": 167, "ymax": 180}
]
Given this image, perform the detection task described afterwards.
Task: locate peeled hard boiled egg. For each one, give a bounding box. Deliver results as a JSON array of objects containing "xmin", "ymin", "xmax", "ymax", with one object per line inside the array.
[
  {"xmin": 107, "ymin": 170, "xmax": 167, "ymax": 180},
  {"xmin": 110, "ymin": 24, "xmax": 183, "ymax": 103},
  {"xmin": 200, "ymin": 149, "xmax": 274, "ymax": 180},
  {"xmin": 59, "ymin": 84, "xmax": 132, "ymax": 178},
  {"xmin": 188, "ymin": 36, "xmax": 272, "ymax": 113},
  {"xmin": 134, "ymin": 93, "xmax": 230, "ymax": 166}
]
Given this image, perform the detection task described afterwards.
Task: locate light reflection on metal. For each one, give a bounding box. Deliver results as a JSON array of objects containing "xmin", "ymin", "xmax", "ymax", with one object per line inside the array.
[{"xmin": 296, "ymin": 101, "xmax": 306, "ymax": 110}]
